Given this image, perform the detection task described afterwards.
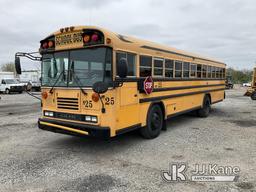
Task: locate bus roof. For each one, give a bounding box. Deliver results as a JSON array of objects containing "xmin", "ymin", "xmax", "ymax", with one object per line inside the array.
[{"xmin": 50, "ymin": 26, "xmax": 226, "ymax": 66}]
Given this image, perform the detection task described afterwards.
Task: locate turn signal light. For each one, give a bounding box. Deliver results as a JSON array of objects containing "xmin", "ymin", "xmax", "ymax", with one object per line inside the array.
[
  {"xmin": 83, "ymin": 35, "xmax": 90, "ymax": 43},
  {"xmin": 42, "ymin": 42, "xmax": 48, "ymax": 49},
  {"xmin": 92, "ymin": 34, "xmax": 99, "ymax": 42},
  {"xmin": 92, "ymin": 93, "xmax": 100, "ymax": 102},
  {"xmin": 48, "ymin": 41, "xmax": 54, "ymax": 48},
  {"xmin": 41, "ymin": 91, "xmax": 48, "ymax": 99}
]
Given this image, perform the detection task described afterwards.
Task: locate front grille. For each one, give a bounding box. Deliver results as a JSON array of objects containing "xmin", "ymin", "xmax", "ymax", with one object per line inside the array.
[{"xmin": 57, "ymin": 97, "xmax": 79, "ymax": 110}]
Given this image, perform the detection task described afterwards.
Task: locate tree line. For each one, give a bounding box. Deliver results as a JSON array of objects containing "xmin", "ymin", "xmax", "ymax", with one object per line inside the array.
[{"xmin": 226, "ymin": 68, "xmax": 253, "ymax": 84}]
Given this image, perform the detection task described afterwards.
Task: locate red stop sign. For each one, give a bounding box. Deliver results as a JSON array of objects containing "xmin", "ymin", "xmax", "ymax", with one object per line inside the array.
[{"xmin": 144, "ymin": 76, "xmax": 154, "ymax": 95}]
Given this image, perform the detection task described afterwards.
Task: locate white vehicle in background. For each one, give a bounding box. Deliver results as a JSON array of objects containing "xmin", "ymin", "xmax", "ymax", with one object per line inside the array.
[
  {"xmin": 19, "ymin": 70, "xmax": 41, "ymax": 91},
  {"xmin": 0, "ymin": 79, "xmax": 24, "ymax": 94},
  {"xmin": 243, "ymin": 82, "xmax": 252, "ymax": 87}
]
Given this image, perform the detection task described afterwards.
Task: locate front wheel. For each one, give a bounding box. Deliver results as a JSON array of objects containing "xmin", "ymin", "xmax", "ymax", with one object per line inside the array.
[
  {"xmin": 197, "ymin": 96, "xmax": 211, "ymax": 118},
  {"xmin": 140, "ymin": 105, "xmax": 163, "ymax": 139},
  {"xmin": 251, "ymin": 92, "xmax": 256, "ymax": 100}
]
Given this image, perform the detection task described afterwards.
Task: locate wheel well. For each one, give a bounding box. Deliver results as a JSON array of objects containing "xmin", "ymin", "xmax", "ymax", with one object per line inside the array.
[{"xmin": 205, "ymin": 93, "xmax": 212, "ymax": 104}]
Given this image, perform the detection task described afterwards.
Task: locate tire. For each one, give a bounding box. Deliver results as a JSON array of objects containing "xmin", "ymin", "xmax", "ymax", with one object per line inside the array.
[
  {"xmin": 197, "ymin": 95, "xmax": 211, "ymax": 118},
  {"xmin": 251, "ymin": 92, "xmax": 256, "ymax": 100},
  {"xmin": 5, "ymin": 89, "xmax": 10, "ymax": 94},
  {"xmin": 19, "ymin": 91, "xmax": 23, "ymax": 94},
  {"xmin": 140, "ymin": 104, "xmax": 163, "ymax": 139}
]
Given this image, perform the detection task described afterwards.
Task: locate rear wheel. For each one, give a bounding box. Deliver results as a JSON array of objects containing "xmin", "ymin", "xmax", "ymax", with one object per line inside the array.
[
  {"xmin": 140, "ymin": 104, "xmax": 163, "ymax": 139},
  {"xmin": 197, "ymin": 95, "xmax": 211, "ymax": 118},
  {"xmin": 5, "ymin": 89, "xmax": 10, "ymax": 94},
  {"xmin": 251, "ymin": 91, "xmax": 256, "ymax": 100}
]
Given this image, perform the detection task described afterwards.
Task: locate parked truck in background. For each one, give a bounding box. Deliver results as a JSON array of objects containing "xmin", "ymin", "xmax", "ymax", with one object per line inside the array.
[
  {"xmin": 0, "ymin": 72, "xmax": 24, "ymax": 94},
  {"xmin": 19, "ymin": 70, "xmax": 41, "ymax": 91},
  {"xmin": 244, "ymin": 67, "xmax": 256, "ymax": 100}
]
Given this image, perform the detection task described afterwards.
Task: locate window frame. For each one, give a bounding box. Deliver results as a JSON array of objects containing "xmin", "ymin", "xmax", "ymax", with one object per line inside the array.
[
  {"xmin": 174, "ymin": 60, "xmax": 183, "ymax": 78},
  {"xmin": 139, "ymin": 55, "xmax": 153, "ymax": 77},
  {"xmin": 183, "ymin": 62, "xmax": 190, "ymax": 78},
  {"xmin": 153, "ymin": 57, "xmax": 164, "ymax": 77},
  {"xmin": 116, "ymin": 51, "xmax": 137, "ymax": 78},
  {"xmin": 190, "ymin": 63, "xmax": 197, "ymax": 78},
  {"xmin": 165, "ymin": 59, "xmax": 174, "ymax": 78}
]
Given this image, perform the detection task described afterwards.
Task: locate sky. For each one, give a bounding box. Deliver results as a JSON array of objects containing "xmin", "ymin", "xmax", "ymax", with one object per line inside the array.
[{"xmin": 0, "ymin": 0, "xmax": 256, "ymax": 70}]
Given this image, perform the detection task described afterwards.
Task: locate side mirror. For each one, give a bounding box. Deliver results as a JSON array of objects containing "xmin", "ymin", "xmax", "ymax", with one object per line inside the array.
[
  {"xmin": 92, "ymin": 81, "xmax": 109, "ymax": 94},
  {"xmin": 117, "ymin": 58, "xmax": 128, "ymax": 78},
  {"xmin": 15, "ymin": 57, "xmax": 22, "ymax": 75}
]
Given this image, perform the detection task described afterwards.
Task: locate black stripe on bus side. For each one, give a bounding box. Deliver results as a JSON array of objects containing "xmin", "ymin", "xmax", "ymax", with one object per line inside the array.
[
  {"xmin": 139, "ymin": 88, "xmax": 225, "ymax": 103},
  {"xmin": 116, "ymin": 124, "xmax": 142, "ymax": 135},
  {"xmin": 211, "ymin": 99, "xmax": 224, "ymax": 105},
  {"xmin": 167, "ymin": 106, "xmax": 202, "ymax": 119},
  {"xmin": 140, "ymin": 45, "xmax": 226, "ymax": 65},
  {"xmin": 116, "ymin": 77, "xmax": 226, "ymax": 83},
  {"xmin": 153, "ymin": 84, "xmax": 225, "ymax": 92}
]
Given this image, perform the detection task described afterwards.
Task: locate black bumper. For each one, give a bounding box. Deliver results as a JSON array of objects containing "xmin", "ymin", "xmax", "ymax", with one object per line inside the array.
[
  {"xmin": 38, "ymin": 118, "xmax": 110, "ymax": 139},
  {"xmin": 10, "ymin": 86, "xmax": 24, "ymax": 92}
]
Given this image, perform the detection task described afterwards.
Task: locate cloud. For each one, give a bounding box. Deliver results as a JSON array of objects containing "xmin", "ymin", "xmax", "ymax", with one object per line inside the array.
[{"xmin": 0, "ymin": 0, "xmax": 256, "ymax": 70}]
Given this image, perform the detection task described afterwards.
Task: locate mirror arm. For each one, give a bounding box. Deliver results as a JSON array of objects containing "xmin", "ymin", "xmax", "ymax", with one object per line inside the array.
[
  {"xmin": 99, "ymin": 94, "xmax": 106, "ymax": 113},
  {"xmin": 15, "ymin": 52, "xmax": 41, "ymax": 61}
]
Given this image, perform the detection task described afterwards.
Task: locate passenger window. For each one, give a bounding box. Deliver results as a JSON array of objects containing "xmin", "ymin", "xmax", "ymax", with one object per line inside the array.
[
  {"xmin": 211, "ymin": 67, "xmax": 216, "ymax": 78},
  {"xmin": 116, "ymin": 52, "xmax": 136, "ymax": 77},
  {"xmin": 202, "ymin": 65, "xmax": 207, "ymax": 78},
  {"xmin": 183, "ymin": 62, "xmax": 190, "ymax": 78},
  {"xmin": 165, "ymin": 59, "xmax": 174, "ymax": 78},
  {"xmin": 1, "ymin": 80, "xmax": 5, "ymax": 84},
  {"xmin": 197, "ymin": 64, "xmax": 202, "ymax": 78},
  {"xmin": 153, "ymin": 59, "xmax": 163, "ymax": 76},
  {"xmin": 207, "ymin": 66, "xmax": 212, "ymax": 78},
  {"xmin": 140, "ymin": 56, "xmax": 152, "ymax": 77},
  {"xmin": 175, "ymin": 61, "xmax": 182, "ymax": 78},
  {"xmin": 190, "ymin": 64, "xmax": 197, "ymax": 78}
]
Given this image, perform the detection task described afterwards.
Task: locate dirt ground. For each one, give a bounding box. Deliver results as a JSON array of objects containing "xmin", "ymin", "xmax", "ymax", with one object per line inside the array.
[{"xmin": 0, "ymin": 87, "xmax": 255, "ymax": 192}]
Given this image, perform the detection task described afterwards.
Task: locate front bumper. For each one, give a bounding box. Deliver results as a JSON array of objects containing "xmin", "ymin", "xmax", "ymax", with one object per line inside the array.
[
  {"xmin": 10, "ymin": 86, "xmax": 24, "ymax": 92},
  {"xmin": 38, "ymin": 118, "xmax": 110, "ymax": 139}
]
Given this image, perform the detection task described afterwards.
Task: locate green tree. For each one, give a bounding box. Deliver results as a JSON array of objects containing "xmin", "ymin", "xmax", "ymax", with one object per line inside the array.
[{"xmin": 1, "ymin": 62, "xmax": 16, "ymax": 72}]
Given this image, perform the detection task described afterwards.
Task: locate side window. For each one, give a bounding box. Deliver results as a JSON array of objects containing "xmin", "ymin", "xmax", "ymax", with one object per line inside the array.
[
  {"xmin": 190, "ymin": 64, "xmax": 197, "ymax": 78},
  {"xmin": 116, "ymin": 52, "xmax": 136, "ymax": 77},
  {"xmin": 153, "ymin": 58, "xmax": 164, "ymax": 76},
  {"xmin": 207, "ymin": 66, "xmax": 211, "ymax": 78},
  {"xmin": 222, "ymin": 68, "xmax": 226, "ymax": 78},
  {"xmin": 175, "ymin": 61, "xmax": 182, "ymax": 78},
  {"xmin": 202, "ymin": 65, "xmax": 207, "ymax": 78},
  {"xmin": 183, "ymin": 62, "xmax": 190, "ymax": 78},
  {"xmin": 165, "ymin": 59, "xmax": 174, "ymax": 78},
  {"xmin": 1, "ymin": 80, "xmax": 5, "ymax": 84},
  {"xmin": 211, "ymin": 66, "xmax": 216, "ymax": 78},
  {"xmin": 218, "ymin": 68, "xmax": 221, "ymax": 78},
  {"xmin": 140, "ymin": 55, "xmax": 152, "ymax": 77},
  {"xmin": 197, "ymin": 64, "xmax": 202, "ymax": 78}
]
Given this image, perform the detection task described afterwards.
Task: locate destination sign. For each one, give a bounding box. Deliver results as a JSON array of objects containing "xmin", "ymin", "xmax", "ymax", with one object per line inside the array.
[{"xmin": 55, "ymin": 32, "xmax": 83, "ymax": 49}]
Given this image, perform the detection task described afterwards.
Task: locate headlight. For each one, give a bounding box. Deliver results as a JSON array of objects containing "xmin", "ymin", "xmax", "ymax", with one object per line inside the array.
[
  {"xmin": 44, "ymin": 111, "xmax": 54, "ymax": 117},
  {"xmin": 85, "ymin": 115, "xmax": 98, "ymax": 123}
]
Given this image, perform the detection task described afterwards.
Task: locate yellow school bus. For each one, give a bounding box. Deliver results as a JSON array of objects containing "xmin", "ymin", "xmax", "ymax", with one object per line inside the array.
[{"xmin": 15, "ymin": 26, "xmax": 226, "ymax": 139}]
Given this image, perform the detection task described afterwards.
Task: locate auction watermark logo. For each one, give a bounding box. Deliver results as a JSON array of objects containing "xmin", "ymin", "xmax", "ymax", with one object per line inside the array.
[{"xmin": 161, "ymin": 163, "xmax": 240, "ymax": 182}]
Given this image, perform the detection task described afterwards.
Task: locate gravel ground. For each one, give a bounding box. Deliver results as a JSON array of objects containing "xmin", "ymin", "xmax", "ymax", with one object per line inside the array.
[{"xmin": 0, "ymin": 87, "xmax": 255, "ymax": 192}]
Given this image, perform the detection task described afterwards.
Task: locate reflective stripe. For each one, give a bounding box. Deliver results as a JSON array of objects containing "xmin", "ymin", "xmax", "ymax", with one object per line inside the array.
[{"xmin": 40, "ymin": 122, "xmax": 89, "ymax": 135}]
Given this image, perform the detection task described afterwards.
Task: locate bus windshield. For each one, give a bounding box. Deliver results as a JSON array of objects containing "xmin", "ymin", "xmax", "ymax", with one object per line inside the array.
[{"xmin": 41, "ymin": 47, "xmax": 112, "ymax": 87}]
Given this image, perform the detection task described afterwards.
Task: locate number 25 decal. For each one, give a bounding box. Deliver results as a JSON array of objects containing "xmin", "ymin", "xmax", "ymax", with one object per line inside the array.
[
  {"xmin": 105, "ymin": 97, "xmax": 114, "ymax": 105},
  {"xmin": 84, "ymin": 100, "xmax": 93, "ymax": 108}
]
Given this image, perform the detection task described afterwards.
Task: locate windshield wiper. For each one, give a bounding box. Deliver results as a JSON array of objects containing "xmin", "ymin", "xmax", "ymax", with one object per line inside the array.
[
  {"xmin": 70, "ymin": 69, "xmax": 87, "ymax": 95},
  {"xmin": 49, "ymin": 71, "xmax": 64, "ymax": 94}
]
